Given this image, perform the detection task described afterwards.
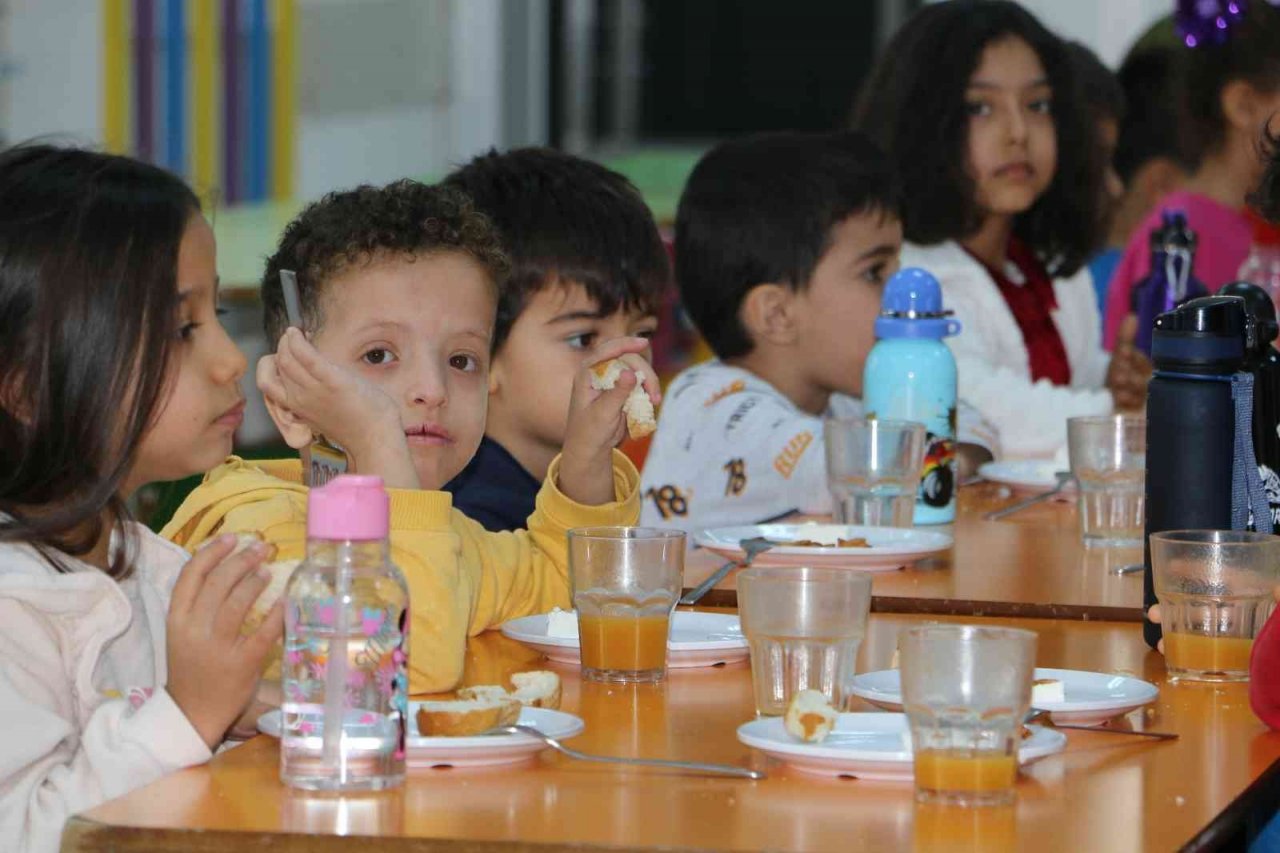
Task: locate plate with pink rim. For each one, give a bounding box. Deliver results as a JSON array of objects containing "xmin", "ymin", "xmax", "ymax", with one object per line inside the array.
[
  {"xmin": 736, "ymin": 713, "xmax": 1065, "ymax": 781},
  {"xmin": 257, "ymin": 705, "xmax": 585, "ymax": 768},
  {"xmin": 694, "ymin": 524, "xmax": 952, "ymax": 571},
  {"xmin": 501, "ymin": 611, "xmax": 749, "ymax": 668}
]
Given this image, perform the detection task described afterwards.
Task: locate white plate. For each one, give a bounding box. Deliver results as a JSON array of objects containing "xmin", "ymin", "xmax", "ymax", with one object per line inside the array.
[
  {"xmin": 978, "ymin": 460, "xmax": 1070, "ymax": 493},
  {"xmin": 849, "ymin": 668, "xmax": 1159, "ymax": 727},
  {"xmin": 501, "ymin": 611, "xmax": 749, "ymax": 668},
  {"xmin": 694, "ymin": 524, "xmax": 952, "ymax": 571},
  {"xmin": 736, "ymin": 712, "xmax": 1066, "ymax": 781},
  {"xmin": 257, "ymin": 705, "xmax": 585, "ymax": 768}
]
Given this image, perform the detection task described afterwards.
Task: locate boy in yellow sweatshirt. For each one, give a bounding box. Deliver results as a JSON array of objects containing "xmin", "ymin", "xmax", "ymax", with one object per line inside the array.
[{"xmin": 162, "ymin": 181, "xmax": 658, "ymax": 693}]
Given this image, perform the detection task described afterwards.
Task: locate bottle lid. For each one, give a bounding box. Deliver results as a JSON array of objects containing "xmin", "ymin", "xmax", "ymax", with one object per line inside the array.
[
  {"xmin": 1219, "ymin": 281, "xmax": 1280, "ymax": 353},
  {"xmin": 1151, "ymin": 295, "xmax": 1251, "ymax": 373},
  {"xmin": 307, "ymin": 474, "xmax": 390, "ymax": 540},
  {"xmin": 1149, "ymin": 208, "xmax": 1197, "ymax": 253},
  {"xmin": 874, "ymin": 267, "xmax": 962, "ymax": 340}
]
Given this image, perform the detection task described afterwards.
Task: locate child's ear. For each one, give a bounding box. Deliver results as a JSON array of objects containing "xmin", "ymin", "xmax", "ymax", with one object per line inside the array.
[
  {"xmin": 261, "ymin": 393, "xmax": 314, "ymax": 450},
  {"xmin": 1221, "ymin": 79, "xmax": 1270, "ymax": 134},
  {"xmin": 487, "ymin": 353, "xmax": 504, "ymax": 397},
  {"xmin": 740, "ymin": 283, "xmax": 800, "ymax": 346}
]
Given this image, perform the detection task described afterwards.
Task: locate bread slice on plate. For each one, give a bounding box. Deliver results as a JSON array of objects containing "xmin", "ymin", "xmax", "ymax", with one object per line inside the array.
[
  {"xmin": 511, "ymin": 671, "xmax": 561, "ymax": 709},
  {"xmin": 784, "ymin": 689, "xmax": 838, "ymax": 743},
  {"xmin": 589, "ymin": 359, "xmax": 657, "ymax": 439},
  {"xmin": 416, "ymin": 696, "xmax": 521, "ymax": 737}
]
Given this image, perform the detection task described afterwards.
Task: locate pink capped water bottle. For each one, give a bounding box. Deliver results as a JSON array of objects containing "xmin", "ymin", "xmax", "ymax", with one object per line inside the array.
[{"xmin": 280, "ymin": 475, "xmax": 409, "ymax": 791}]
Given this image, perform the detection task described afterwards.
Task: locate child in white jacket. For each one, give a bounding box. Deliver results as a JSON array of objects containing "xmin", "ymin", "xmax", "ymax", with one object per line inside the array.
[
  {"xmin": 0, "ymin": 146, "xmax": 281, "ymax": 853},
  {"xmin": 853, "ymin": 1, "xmax": 1150, "ymax": 457}
]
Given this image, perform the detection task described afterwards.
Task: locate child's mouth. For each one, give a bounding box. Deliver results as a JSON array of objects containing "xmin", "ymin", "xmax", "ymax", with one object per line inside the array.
[
  {"xmin": 214, "ymin": 400, "xmax": 246, "ymax": 429},
  {"xmin": 405, "ymin": 423, "xmax": 453, "ymax": 446},
  {"xmin": 995, "ymin": 162, "xmax": 1033, "ymax": 180}
]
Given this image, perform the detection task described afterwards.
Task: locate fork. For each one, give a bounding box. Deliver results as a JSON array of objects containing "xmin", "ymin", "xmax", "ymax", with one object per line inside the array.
[
  {"xmin": 679, "ymin": 536, "xmax": 775, "ymax": 606},
  {"xmin": 492, "ymin": 724, "xmax": 766, "ymax": 779}
]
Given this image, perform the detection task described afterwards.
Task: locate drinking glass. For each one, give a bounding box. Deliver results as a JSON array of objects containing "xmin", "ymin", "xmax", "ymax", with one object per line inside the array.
[
  {"xmin": 568, "ymin": 527, "xmax": 685, "ymax": 684},
  {"xmin": 737, "ymin": 567, "xmax": 873, "ymax": 715},
  {"xmin": 1067, "ymin": 415, "xmax": 1146, "ymax": 547},
  {"xmin": 900, "ymin": 624, "xmax": 1037, "ymax": 807},
  {"xmin": 1150, "ymin": 530, "xmax": 1280, "ymax": 682},
  {"xmin": 824, "ymin": 417, "xmax": 927, "ymax": 527}
]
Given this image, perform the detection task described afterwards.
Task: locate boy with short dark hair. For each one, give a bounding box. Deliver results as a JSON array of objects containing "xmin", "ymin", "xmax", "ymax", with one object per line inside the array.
[
  {"xmin": 442, "ymin": 148, "xmax": 671, "ymax": 531},
  {"xmin": 640, "ymin": 132, "xmax": 997, "ymax": 533},
  {"xmin": 162, "ymin": 180, "xmax": 655, "ymax": 692}
]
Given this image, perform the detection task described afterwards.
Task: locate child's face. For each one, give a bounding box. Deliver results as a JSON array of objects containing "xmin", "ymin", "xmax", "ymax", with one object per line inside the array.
[
  {"xmin": 129, "ymin": 215, "xmax": 248, "ymax": 492},
  {"xmin": 964, "ymin": 35, "xmax": 1057, "ymax": 218},
  {"xmin": 791, "ymin": 210, "xmax": 902, "ymax": 399},
  {"xmin": 311, "ymin": 253, "xmax": 496, "ymax": 489},
  {"xmin": 489, "ymin": 281, "xmax": 657, "ymax": 458}
]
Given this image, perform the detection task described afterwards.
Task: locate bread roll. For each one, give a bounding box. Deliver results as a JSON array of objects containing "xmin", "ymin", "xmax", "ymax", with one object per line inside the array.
[
  {"xmin": 415, "ymin": 696, "xmax": 521, "ymax": 737},
  {"xmin": 590, "ymin": 359, "xmax": 657, "ymax": 439},
  {"xmin": 511, "ymin": 671, "xmax": 562, "ymax": 709},
  {"xmin": 784, "ymin": 689, "xmax": 838, "ymax": 743}
]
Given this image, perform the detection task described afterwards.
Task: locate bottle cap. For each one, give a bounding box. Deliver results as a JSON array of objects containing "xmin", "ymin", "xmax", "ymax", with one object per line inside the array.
[
  {"xmin": 1152, "ymin": 295, "xmax": 1252, "ymax": 374},
  {"xmin": 1149, "ymin": 208, "xmax": 1198, "ymax": 253},
  {"xmin": 1219, "ymin": 281, "xmax": 1280, "ymax": 353},
  {"xmin": 874, "ymin": 267, "xmax": 962, "ymax": 340},
  {"xmin": 307, "ymin": 474, "xmax": 390, "ymax": 540}
]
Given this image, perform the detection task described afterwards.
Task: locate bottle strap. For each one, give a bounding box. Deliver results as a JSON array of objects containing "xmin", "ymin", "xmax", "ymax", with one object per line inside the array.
[{"xmin": 1231, "ymin": 372, "xmax": 1273, "ymax": 532}]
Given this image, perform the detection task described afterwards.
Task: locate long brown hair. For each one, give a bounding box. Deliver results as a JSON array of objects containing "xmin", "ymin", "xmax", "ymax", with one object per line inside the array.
[{"xmin": 0, "ymin": 145, "xmax": 200, "ymax": 577}]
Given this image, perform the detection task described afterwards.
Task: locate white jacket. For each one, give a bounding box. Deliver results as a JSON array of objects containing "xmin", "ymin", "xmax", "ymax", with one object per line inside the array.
[
  {"xmin": 0, "ymin": 526, "xmax": 211, "ymax": 853},
  {"xmin": 900, "ymin": 240, "xmax": 1113, "ymax": 458}
]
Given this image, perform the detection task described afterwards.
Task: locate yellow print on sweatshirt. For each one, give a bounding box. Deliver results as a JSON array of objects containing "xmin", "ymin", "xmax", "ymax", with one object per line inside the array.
[{"xmin": 773, "ymin": 431, "xmax": 814, "ymax": 479}]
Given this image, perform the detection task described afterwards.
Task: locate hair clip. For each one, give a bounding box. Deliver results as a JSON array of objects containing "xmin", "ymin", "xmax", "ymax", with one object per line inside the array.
[{"xmin": 1175, "ymin": 0, "xmax": 1248, "ymax": 48}]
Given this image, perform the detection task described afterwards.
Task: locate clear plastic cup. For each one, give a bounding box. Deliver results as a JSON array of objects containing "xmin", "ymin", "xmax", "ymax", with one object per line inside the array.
[
  {"xmin": 1067, "ymin": 415, "xmax": 1146, "ymax": 547},
  {"xmin": 900, "ymin": 624, "xmax": 1037, "ymax": 807},
  {"xmin": 568, "ymin": 527, "xmax": 685, "ymax": 684},
  {"xmin": 737, "ymin": 567, "xmax": 873, "ymax": 716},
  {"xmin": 824, "ymin": 418, "xmax": 927, "ymax": 528},
  {"xmin": 1150, "ymin": 530, "xmax": 1280, "ymax": 682}
]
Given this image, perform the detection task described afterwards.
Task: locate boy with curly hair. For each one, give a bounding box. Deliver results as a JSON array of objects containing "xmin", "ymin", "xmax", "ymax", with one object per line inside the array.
[{"xmin": 162, "ymin": 180, "xmax": 656, "ymax": 692}]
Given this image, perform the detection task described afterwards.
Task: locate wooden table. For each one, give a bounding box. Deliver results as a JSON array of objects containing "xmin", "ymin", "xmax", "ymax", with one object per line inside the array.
[
  {"xmin": 685, "ymin": 485, "xmax": 1146, "ymax": 621},
  {"xmin": 63, "ymin": 613, "xmax": 1280, "ymax": 852}
]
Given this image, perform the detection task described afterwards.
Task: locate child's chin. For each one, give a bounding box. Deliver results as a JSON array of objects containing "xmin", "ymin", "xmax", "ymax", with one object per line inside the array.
[{"xmin": 409, "ymin": 452, "xmax": 458, "ymax": 491}]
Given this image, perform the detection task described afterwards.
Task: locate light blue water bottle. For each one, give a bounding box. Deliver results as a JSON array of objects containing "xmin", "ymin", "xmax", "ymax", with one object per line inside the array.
[{"xmin": 862, "ymin": 268, "xmax": 961, "ymax": 525}]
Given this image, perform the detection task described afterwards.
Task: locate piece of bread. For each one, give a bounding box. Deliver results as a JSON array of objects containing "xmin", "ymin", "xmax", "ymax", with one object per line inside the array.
[
  {"xmin": 784, "ymin": 689, "xmax": 838, "ymax": 743},
  {"xmin": 455, "ymin": 685, "xmax": 512, "ymax": 704},
  {"xmin": 590, "ymin": 359, "xmax": 657, "ymax": 439},
  {"xmin": 242, "ymin": 558, "xmax": 300, "ymax": 635},
  {"xmin": 511, "ymin": 670, "xmax": 562, "ymax": 710},
  {"xmin": 416, "ymin": 696, "xmax": 521, "ymax": 737}
]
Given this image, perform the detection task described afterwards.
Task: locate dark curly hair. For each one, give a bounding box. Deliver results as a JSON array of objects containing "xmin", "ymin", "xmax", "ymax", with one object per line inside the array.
[
  {"xmin": 851, "ymin": 0, "xmax": 1102, "ymax": 277},
  {"xmin": 443, "ymin": 148, "xmax": 670, "ymax": 352},
  {"xmin": 1254, "ymin": 128, "xmax": 1280, "ymax": 223},
  {"xmin": 262, "ymin": 180, "xmax": 510, "ymax": 348}
]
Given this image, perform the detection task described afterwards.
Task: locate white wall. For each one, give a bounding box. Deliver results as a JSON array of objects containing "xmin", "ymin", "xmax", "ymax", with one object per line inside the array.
[{"xmin": 6, "ymin": 0, "xmax": 99, "ymax": 147}]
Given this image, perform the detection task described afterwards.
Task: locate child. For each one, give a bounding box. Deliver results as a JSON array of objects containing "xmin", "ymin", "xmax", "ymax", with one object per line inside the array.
[
  {"xmin": 638, "ymin": 131, "xmax": 998, "ymax": 535},
  {"xmin": 853, "ymin": 0, "xmax": 1148, "ymax": 458},
  {"xmin": 160, "ymin": 180, "xmax": 654, "ymax": 693},
  {"xmin": 441, "ymin": 148, "xmax": 670, "ymax": 531},
  {"xmin": 0, "ymin": 146, "xmax": 281, "ymax": 853},
  {"xmin": 1103, "ymin": 2, "xmax": 1280, "ymax": 349}
]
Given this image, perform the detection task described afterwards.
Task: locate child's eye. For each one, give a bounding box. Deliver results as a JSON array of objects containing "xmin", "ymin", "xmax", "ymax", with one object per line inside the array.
[
  {"xmin": 177, "ymin": 322, "xmax": 199, "ymax": 341},
  {"xmin": 862, "ymin": 263, "xmax": 891, "ymax": 286},
  {"xmin": 567, "ymin": 332, "xmax": 597, "ymax": 350},
  {"xmin": 362, "ymin": 348, "xmax": 396, "ymax": 366},
  {"xmin": 634, "ymin": 327, "xmax": 657, "ymax": 341},
  {"xmin": 449, "ymin": 353, "xmax": 479, "ymax": 372},
  {"xmin": 1028, "ymin": 98, "xmax": 1052, "ymax": 115},
  {"xmin": 965, "ymin": 101, "xmax": 991, "ymax": 117}
]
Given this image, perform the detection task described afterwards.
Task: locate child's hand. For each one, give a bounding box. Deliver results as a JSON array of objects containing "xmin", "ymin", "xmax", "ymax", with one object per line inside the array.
[
  {"xmin": 1147, "ymin": 603, "xmax": 1165, "ymax": 654},
  {"xmin": 258, "ymin": 328, "xmax": 419, "ymax": 489},
  {"xmin": 1106, "ymin": 314, "xmax": 1152, "ymax": 413},
  {"xmin": 165, "ymin": 534, "xmax": 284, "ymax": 750},
  {"xmin": 558, "ymin": 337, "xmax": 662, "ymax": 506}
]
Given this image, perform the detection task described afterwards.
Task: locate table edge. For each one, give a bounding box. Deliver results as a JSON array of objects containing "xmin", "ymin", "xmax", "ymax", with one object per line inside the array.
[{"xmin": 685, "ymin": 590, "xmax": 1145, "ymax": 622}]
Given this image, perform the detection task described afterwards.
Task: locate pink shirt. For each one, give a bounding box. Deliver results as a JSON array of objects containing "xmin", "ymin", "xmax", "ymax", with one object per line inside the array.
[{"xmin": 1102, "ymin": 190, "xmax": 1252, "ymax": 350}]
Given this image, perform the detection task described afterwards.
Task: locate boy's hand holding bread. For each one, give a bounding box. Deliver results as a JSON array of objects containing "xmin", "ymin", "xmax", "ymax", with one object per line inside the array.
[
  {"xmin": 416, "ymin": 670, "xmax": 562, "ymax": 736},
  {"xmin": 258, "ymin": 327, "xmax": 419, "ymax": 489},
  {"xmin": 557, "ymin": 336, "xmax": 660, "ymax": 505}
]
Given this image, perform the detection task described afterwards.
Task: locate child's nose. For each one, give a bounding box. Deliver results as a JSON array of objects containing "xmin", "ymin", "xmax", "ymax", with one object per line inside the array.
[
  {"xmin": 212, "ymin": 326, "xmax": 248, "ymax": 384},
  {"xmin": 405, "ymin": 361, "xmax": 447, "ymax": 407}
]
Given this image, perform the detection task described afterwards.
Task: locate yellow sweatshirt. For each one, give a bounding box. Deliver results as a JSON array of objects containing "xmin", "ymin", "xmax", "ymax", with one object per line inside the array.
[{"xmin": 160, "ymin": 452, "xmax": 640, "ymax": 693}]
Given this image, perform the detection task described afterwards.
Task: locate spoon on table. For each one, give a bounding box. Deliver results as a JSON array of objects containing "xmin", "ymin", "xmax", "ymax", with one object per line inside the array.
[
  {"xmin": 490, "ymin": 724, "xmax": 766, "ymax": 779},
  {"xmin": 679, "ymin": 537, "xmax": 776, "ymax": 606},
  {"xmin": 1025, "ymin": 709, "xmax": 1178, "ymax": 741},
  {"xmin": 983, "ymin": 471, "xmax": 1073, "ymax": 521}
]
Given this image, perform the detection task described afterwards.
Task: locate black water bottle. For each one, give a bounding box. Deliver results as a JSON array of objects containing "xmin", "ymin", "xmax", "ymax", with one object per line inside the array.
[{"xmin": 1143, "ymin": 295, "xmax": 1255, "ymax": 648}]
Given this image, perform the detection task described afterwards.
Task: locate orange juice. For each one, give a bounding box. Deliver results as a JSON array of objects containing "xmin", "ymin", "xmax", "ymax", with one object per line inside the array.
[
  {"xmin": 1164, "ymin": 633, "xmax": 1254, "ymax": 674},
  {"xmin": 579, "ymin": 613, "xmax": 669, "ymax": 673},
  {"xmin": 914, "ymin": 749, "xmax": 1017, "ymax": 794}
]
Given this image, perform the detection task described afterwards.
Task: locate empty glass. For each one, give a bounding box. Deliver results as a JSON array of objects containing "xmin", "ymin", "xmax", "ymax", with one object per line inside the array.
[
  {"xmin": 1067, "ymin": 415, "xmax": 1146, "ymax": 547},
  {"xmin": 1151, "ymin": 530, "xmax": 1280, "ymax": 682},
  {"xmin": 824, "ymin": 417, "xmax": 927, "ymax": 527},
  {"xmin": 900, "ymin": 624, "xmax": 1037, "ymax": 807},
  {"xmin": 737, "ymin": 567, "xmax": 873, "ymax": 715}
]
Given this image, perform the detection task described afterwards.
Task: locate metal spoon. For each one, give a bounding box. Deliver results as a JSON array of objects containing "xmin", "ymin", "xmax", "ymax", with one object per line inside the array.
[
  {"xmin": 1025, "ymin": 709, "xmax": 1177, "ymax": 741},
  {"xmin": 984, "ymin": 471, "xmax": 1073, "ymax": 521},
  {"xmin": 492, "ymin": 724, "xmax": 766, "ymax": 779},
  {"xmin": 679, "ymin": 536, "xmax": 775, "ymax": 606}
]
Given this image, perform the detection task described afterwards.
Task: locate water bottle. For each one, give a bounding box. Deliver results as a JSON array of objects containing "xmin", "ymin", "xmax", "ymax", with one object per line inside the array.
[
  {"xmin": 1132, "ymin": 209, "xmax": 1208, "ymax": 355},
  {"xmin": 281, "ymin": 475, "xmax": 410, "ymax": 791},
  {"xmin": 1221, "ymin": 281, "xmax": 1280, "ymax": 532},
  {"xmin": 863, "ymin": 267, "xmax": 962, "ymax": 525},
  {"xmin": 1237, "ymin": 211, "xmax": 1280, "ymax": 313},
  {"xmin": 1143, "ymin": 296, "xmax": 1257, "ymax": 648}
]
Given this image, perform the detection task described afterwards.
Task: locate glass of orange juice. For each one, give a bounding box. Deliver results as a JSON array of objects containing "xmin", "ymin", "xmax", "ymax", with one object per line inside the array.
[
  {"xmin": 900, "ymin": 625, "xmax": 1037, "ymax": 807},
  {"xmin": 568, "ymin": 527, "xmax": 685, "ymax": 683},
  {"xmin": 1151, "ymin": 530, "xmax": 1280, "ymax": 682}
]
